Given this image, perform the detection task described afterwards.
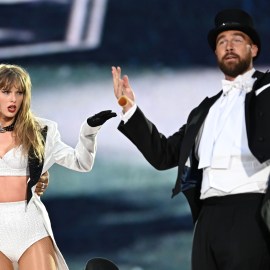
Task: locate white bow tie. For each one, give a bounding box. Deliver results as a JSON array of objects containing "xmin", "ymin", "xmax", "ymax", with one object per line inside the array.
[{"xmin": 221, "ymin": 77, "xmax": 256, "ymax": 95}]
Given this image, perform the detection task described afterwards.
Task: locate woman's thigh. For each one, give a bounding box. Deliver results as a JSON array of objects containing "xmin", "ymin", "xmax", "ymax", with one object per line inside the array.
[
  {"xmin": 0, "ymin": 251, "xmax": 14, "ymax": 270},
  {"xmin": 18, "ymin": 236, "xmax": 57, "ymax": 270}
]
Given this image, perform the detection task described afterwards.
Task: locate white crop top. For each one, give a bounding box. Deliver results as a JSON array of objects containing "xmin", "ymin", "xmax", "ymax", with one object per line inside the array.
[{"xmin": 0, "ymin": 146, "xmax": 29, "ymax": 176}]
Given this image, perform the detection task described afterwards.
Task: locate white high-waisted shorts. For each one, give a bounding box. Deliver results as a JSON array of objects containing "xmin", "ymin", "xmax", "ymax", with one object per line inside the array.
[{"xmin": 0, "ymin": 200, "xmax": 49, "ymax": 262}]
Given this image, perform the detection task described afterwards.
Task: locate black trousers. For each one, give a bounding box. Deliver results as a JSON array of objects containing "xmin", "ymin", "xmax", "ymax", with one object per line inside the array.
[{"xmin": 192, "ymin": 193, "xmax": 270, "ymax": 270}]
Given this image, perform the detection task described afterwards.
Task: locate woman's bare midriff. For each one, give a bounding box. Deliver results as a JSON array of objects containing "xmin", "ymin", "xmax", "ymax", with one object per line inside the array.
[{"xmin": 0, "ymin": 176, "xmax": 28, "ymax": 202}]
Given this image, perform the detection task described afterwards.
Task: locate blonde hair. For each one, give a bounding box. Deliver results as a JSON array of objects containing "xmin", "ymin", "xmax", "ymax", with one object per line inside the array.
[{"xmin": 0, "ymin": 64, "xmax": 45, "ymax": 162}]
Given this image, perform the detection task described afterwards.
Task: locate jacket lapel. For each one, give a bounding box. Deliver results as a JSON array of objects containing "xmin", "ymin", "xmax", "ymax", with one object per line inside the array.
[
  {"xmin": 26, "ymin": 126, "xmax": 48, "ymax": 204},
  {"xmin": 245, "ymin": 70, "xmax": 269, "ymax": 135},
  {"xmin": 172, "ymin": 91, "xmax": 222, "ymax": 197}
]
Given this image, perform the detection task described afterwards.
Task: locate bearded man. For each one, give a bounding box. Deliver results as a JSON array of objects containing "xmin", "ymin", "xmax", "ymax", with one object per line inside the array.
[{"xmin": 112, "ymin": 8, "xmax": 270, "ymax": 270}]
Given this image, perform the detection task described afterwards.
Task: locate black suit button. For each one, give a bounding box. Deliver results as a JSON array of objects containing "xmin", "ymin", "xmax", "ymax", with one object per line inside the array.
[
  {"xmin": 258, "ymin": 137, "xmax": 264, "ymax": 142},
  {"xmin": 258, "ymin": 111, "xmax": 264, "ymax": 117}
]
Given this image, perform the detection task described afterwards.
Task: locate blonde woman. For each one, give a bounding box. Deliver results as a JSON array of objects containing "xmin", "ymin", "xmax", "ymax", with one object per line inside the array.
[{"xmin": 0, "ymin": 64, "xmax": 116, "ymax": 270}]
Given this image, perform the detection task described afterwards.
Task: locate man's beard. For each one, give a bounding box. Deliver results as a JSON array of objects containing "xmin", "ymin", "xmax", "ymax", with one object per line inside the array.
[{"xmin": 218, "ymin": 54, "xmax": 252, "ymax": 78}]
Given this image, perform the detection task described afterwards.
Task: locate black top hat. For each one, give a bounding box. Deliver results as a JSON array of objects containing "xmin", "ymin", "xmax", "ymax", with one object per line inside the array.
[
  {"xmin": 207, "ymin": 9, "xmax": 261, "ymax": 57},
  {"xmin": 85, "ymin": 257, "xmax": 119, "ymax": 270}
]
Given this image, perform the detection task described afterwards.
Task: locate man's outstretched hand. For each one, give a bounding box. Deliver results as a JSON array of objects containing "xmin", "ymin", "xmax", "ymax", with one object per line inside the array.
[{"xmin": 87, "ymin": 110, "xmax": 117, "ymax": 127}]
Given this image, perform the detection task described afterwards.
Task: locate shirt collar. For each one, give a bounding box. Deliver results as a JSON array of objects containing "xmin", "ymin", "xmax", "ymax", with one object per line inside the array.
[{"xmin": 221, "ymin": 68, "xmax": 256, "ymax": 95}]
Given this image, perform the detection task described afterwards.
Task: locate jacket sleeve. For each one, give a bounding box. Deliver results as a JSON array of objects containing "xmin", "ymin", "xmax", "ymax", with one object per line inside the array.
[
  {"xmin": 118, "ymin": 106, "xmax": 186, "ymax": 170},
  {"xmin": 42, "ymin": 119, "xmax": 100, "ymax": 172}
]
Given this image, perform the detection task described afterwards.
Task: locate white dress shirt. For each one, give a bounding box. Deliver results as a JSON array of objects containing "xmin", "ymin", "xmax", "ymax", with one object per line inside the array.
[{"xmin": 198, "ymin": 68, "xmax": 270, "ymax": 199}]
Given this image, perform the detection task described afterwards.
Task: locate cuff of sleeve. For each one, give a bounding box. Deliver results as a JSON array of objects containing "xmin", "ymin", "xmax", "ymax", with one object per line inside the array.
[
  {"xmin": 121, "ymin": 104, "xmax": 137, "ymax": 124},
  {"xmin": 82, "ymin": 120, "xmax": 101, "ymax": 134}
]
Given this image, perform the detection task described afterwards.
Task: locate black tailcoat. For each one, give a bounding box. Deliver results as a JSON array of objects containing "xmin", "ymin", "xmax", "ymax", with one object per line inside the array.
[{"xmin": 118, "ymin": 70, "xmax": 270, "ymax": 231}]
